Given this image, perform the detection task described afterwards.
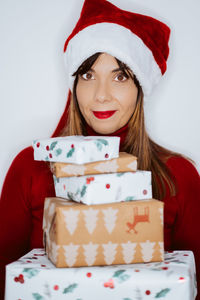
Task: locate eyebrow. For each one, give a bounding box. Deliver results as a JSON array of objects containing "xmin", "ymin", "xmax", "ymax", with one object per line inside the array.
[{"xmin": 88, "ymin": 67, "xmax": 124, "ymax": 73}]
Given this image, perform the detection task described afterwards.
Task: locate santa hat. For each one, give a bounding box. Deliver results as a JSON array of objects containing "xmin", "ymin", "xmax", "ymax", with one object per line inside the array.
[{"xmin": 63, "ymin": 0, "xmax": 170, "ymax": 96}]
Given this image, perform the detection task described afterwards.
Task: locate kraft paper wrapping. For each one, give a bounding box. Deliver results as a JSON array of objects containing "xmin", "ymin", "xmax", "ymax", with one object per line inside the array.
[
  {"xmin": 53, "ymin": 170, "xmax": 152, "ymax": 205},
  {"xmin": 5, "ymin": 249, "xmax": 197, "ymax": 300},
  {"xmin": 43, "ymin": 197, "xmax": 164, "ymax": 268},
  {"xmin": 52, "ymin": 152, "xmax": 137, "ymax": 177},
  {"xmin": 33, "ymin": 135, "xmax": 120, "ymax": 164}
]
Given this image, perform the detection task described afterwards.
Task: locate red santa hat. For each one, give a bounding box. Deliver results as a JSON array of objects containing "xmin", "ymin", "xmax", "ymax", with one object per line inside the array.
[{"xmin": 63, "ymin": 0, "xmax": 170, "ymax": 96}]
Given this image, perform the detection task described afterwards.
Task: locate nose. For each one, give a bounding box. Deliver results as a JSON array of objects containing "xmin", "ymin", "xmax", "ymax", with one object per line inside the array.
[{"xmin": 94, "ymin": 80, "xmax": 112, "ymax": 103}]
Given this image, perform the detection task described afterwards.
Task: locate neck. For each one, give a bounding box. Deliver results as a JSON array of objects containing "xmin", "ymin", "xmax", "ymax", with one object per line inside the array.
[{"xmin": 86, "ymin": 123, "xmax": 129, "ymax": 151}]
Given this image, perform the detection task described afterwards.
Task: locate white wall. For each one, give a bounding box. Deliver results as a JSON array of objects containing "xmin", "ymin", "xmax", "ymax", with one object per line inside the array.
[{"xmin": 0, "ymin": 0, "xmax": 200, "ymax": 193}]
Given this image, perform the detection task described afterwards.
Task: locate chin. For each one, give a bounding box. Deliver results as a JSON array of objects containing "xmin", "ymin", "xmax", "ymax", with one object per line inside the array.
[{"xmin": 92, "ymin": 125, "xmax": 117, "ymax": 135}]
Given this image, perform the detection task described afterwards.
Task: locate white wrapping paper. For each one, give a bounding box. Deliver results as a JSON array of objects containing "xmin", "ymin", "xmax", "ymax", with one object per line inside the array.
[
  {"xmin": 33, "ymin": 136, "xmax": 120, "ymax": 164},
  {"xmin": 5, "ymin": 249, "xmax": 197, "ymax": 300},
  {"xmin": 54, "ymin": 171, "xmax": 152, "ymax": 204}
]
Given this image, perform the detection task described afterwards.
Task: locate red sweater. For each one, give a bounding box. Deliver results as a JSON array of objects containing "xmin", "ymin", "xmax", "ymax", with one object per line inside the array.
[{"xmin": 0, "ymin": 146, "xmax": 200, "ymax": 299}]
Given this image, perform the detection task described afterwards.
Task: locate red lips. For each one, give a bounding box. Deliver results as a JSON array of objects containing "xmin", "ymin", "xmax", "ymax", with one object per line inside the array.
[{"xmin": 93, "ymin": 110, "xmax": 116, "ymax": 119}]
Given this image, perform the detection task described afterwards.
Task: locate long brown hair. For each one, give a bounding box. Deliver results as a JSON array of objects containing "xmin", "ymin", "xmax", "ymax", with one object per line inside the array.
[{"xmin": 61, "ymin": 52, "xmax": 180, "ymax": 200}]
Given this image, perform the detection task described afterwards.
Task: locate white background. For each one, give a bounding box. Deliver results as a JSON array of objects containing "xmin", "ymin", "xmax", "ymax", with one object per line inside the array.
[{"xmin": 0, "ymin": 0, "xmax": 200, "ymax": 193}]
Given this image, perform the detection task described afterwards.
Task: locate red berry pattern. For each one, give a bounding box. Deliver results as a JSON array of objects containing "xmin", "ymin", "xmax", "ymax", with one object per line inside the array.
[
  {"xmin": 143, "ymin": 189, "xmax": 147, "ymax": 195},
  {"xmin": 179, "ymin": 277, "xmax": 185, "ymax": 281},
  {"xmin": 54, "ymin": 285, "xmax": 59, "ymax": 290},
  {"xmin": 105, "ymin": 153, "xmax": 109, "ymax": 158},
  {"xmin": 36, "ymin": 142, "xmax": 40, "ymax": 148},
  {"xmin": 46, "ymin": 145, "xmax": 50, "ymax": 151},
  {"xmin": 106, "ymin": 183, "xmax": 110, "ymax": 189},
  {"xmin": 86, "ymin": 272, "xmax": 92, "ymax": 278},
  {"xmin": 145, "ymin": 290, "xmax": 151, "ymax": 295},
  {"xmin": 86, "ymin": 177, "xmax": 95, "ymax": 184},
  {"xmin": 104, "ymin": 278, "xmax": 114, "ymax": 289},
  {"xmin": 14, "ymin": 274, "xmax": 24, "ymax": 284}
]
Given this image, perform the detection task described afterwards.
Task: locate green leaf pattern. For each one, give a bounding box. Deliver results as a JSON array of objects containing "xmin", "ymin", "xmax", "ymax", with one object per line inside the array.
[
  {"xmin": 63, "ymin": 283, "xmax": 78, "ymax": 294},
  {"xmin": 155, "ymin": 288, "xmax": 171, "ymax": 298},
  {"xmin": 80, "ymin": 185, "xmax": 87, "ymax": 197},
  {"xmin": 50, "ymin": 141, "xmax": 58, "ymax": 151},
  {"xmin": 113, "ymin": 270, "xmax": 126, "ymax": 278},
  {"xmin": 67, "ymin": 147, "xmax": 75, "ymax": 158},
  {"xmin": 95, "ymin": 139, "xmax": 108, "ymax": 151},
  {"xmin": 125, "ymin": 196, "xmax": 135, "ymax": 201},
  {"xmin": 32, "ymin": 293, "xmax": 45, "ymax": 300},
  {"xmin": 55, "ymin": 148, "xmax": 62, "ymax": 156},
  {"xmin": 23, "ymin": 268, "xmax": 40, "ymax": 279}
]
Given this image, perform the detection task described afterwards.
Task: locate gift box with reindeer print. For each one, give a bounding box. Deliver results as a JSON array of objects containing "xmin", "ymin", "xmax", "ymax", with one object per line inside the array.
[{"xmin": 43, "ymin": 197, "xmax": 164, "ymax": 267}]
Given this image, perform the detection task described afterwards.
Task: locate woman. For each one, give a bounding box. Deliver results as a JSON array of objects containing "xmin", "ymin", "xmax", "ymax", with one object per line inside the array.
[{"xmin": 0, "ymin": 0, "xmax": 199, "ymax": 299}]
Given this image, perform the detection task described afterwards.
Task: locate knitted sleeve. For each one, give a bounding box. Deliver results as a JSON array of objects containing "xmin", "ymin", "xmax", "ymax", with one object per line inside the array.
[
  {"xmin": 0, "ymin": 146, "xmax": 55, "ymax": 299},
  {"xmin": 0, "ymin": 147, "xmax": 33, "ymax": 299},
  {"xmin": 165, "ymin": 156, "xmax": 200, "ymax": 298}
]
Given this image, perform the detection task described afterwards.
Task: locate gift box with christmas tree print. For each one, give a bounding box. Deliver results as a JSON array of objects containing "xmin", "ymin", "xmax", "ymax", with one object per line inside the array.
[
  {"xmin": 52, "ymin": 152, "xmax": 137, "ymax": 177},
  {"xmin": 5, "ymin": 248, "xmax": 197, "ymax": 300},
  {"xmin": 43, "ymin": 197, "xmax": 164, "ymax": 268},
  {"xmin": 53, "ymin": 170, "xmax": 151, "ymax": 205},
  {"xmin": 33, "ymin": 136, "xmax": 120, "ymax": 164}
]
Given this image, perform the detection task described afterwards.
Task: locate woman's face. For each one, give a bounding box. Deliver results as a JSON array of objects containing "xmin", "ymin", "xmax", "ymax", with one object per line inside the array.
[{"xmin": 76, "ymin": 53, "xmax": 138, "ymax": 134}]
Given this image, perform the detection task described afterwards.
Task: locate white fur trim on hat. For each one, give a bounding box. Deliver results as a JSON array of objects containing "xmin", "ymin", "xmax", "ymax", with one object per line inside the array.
[{"xmin": 64, "ymin": 23, "xmax": 162, "ymax": 96}]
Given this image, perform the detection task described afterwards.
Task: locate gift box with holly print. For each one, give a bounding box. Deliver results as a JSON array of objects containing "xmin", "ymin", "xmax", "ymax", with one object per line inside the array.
[
  {"xmin": 43, "ymin": 197, "xmax": 164, "ymax": 268},
  {"xmin": 52, "ymin": 152, "xmax": 137, "ymax": 177},
  {"xmin": 53, "ymin": 170, "xmax": 152, "ymax": 205},
  {"xmin": 33, "ymin": 136, "xmax": 120, "ymax": 164},
  {"xmin": 5, "ymin": 248, "xmax": 197, "ymax": 300}
]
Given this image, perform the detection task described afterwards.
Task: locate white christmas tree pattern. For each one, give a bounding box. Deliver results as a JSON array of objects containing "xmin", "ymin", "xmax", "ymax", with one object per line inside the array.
[
  {"xmin": 159, "ymin": 241, "xmax": 164, "ymax": 260},
  {"xmin": 62, "ymin": 209, "xmax": 80, "ymax": 235},
  {"xmin": 115, "ymin": 186, "xmax": 122, "ymax": 202},
  {"xmin": 50, "ymin": 242, "xmax": 60, "ymax": 265},
  {"xmin": 83, "ymin": 208, "xmax": 99, "ymax": 234},
  {"xmin": 82, "ymin": 242, "xmax": 99, "ymax": 266},
  {"xmin": 44, "ymin": 198, "xmax": 51, "ymax": 213},
  {"xmin": 62, "ymin": 164, "xmax": 86, "ymax": 176},
  {"xmin": 48, "ymin": 203, "xmax": 56, "ymax": 217},
  {"xmin": 127, "ymin": 160, "xmax": 137, "ymax": 171},
  {"xmin": 102, "ymin": 208, "xmax": 118, "ymax": 234},
  {"xmin": 63, "ymin": 243, "xmax": 79, "ymax": 267},
  {"xmin": 140, "ymin": 240, "xmax": 155, "ymax": 262},
  {"xmin": 121, "ymin": 241, "xmax": 137, "ymax": 264},
  {"xmin": 102, "ymin": 242, "xmax": 118, "ymax": 265},
  {"xmin": 159, "ymin": 207, "xmax": 163, "ymax": 225},
  {"xmin": 94, "ymin": 159, "xmax": 118, "ymax": 173}
]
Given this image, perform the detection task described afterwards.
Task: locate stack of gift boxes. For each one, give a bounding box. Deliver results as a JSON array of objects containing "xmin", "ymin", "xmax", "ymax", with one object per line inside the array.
[
  {"xmin": 5, "ymin": 135, "xmax": 197, "ymax": 300},
  {"xmin": 33, "ymin": 135, "xmax": 164, "ymax": 268}
]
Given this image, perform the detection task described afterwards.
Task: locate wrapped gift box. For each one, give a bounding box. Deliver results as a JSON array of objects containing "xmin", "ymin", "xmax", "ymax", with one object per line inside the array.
[
  {"xmin": 5, "ymin": 249, "xmax": 197, "ymax": 300},
  {"xmin": 52, "ymin": 152, "xmax": 137, "ymax": 177},
  {"xmin": 54, "ymin": 170, "xmax": 152, "ymax": 204},
  {"xmin": 33, "ymin": 135, "xmax": 120, "ymax": 164},
  {"xmin": 43, "ymin": 197, "xmax": 164, "ymax": 267}
]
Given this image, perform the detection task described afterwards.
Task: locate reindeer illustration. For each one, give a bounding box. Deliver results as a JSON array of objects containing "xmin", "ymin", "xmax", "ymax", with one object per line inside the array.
[{"xmin": 126, "ymin": 207, "xmax": 150, "ymax": 234}]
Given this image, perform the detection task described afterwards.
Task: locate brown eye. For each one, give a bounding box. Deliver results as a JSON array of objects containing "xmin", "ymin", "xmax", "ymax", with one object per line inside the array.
[
  {"xmin": 115, "ymin": 73, "xmax": 127, "ymax": 82},
  {"xmin": 81, "ymin": 72, "xmax": 94, "ymax": 80}
]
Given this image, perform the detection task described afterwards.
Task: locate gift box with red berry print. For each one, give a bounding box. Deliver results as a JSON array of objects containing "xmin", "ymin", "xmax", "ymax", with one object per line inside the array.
[
  {"xmin": 52, "ymin": 152, "xmax": 137, "ymax": 177},
  {"xmin": 53, "ymin": 170, "xmax": 151, "ymax": 205},
  {"xmin": 5, "ymin": 248, "xmax": 197, "ymax": 300},
  {"xmin": 33, "ymin": 136, "xmax": 120, "ymax": 164},
  {"xmin": 43, "ymin": 197, "xmax": 163, "ymax": 268}
]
